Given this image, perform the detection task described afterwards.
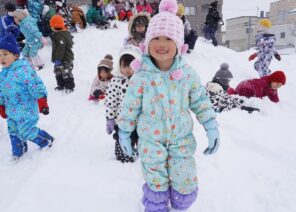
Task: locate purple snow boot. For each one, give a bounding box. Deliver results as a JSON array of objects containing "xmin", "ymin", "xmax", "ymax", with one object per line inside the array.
[
  {"xmin": 170, "ymin": 187, "xmax": 198, "ymax": 210},
  {"xmin": 142, "ymin": 183, "xmax": 170, "ymax": 212}
]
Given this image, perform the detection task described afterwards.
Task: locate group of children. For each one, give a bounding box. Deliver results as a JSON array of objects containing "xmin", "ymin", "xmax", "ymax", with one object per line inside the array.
[
  {"xmin": 87, "ymin": 0, "xmax": 159, "ymax": 29},
  {"xmin": 0, "ymin": 0, "xmax": 287, "ymax": 211},
  {"xmin": 0, "ymin": 1, "xmax": 76, "ymax": 160}
]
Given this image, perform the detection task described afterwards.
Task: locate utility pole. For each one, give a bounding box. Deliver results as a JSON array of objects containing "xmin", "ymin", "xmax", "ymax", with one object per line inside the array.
[{"xmin": 248, "ymin": 16, "xmax": 251, "ymax": 50}]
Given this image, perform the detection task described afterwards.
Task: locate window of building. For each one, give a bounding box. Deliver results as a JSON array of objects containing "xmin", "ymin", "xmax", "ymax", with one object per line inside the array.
[
  {"xmin": 246, "ymin": 28, "xmax": 253, "ymax": 34},
  {"xmin": 185, "ymin": 7, "xmax": 196, "ymax": 16},
  {"xmin": 278, "ymin": 10, "xmax": 287, "ymax": 21},
  {"xmin": 202, "ymin": 5, "xmax": 209, "ymax": 13},
  {"xmin": 280, "ymin": 32, "xmax": 285, "ymax": 39}
]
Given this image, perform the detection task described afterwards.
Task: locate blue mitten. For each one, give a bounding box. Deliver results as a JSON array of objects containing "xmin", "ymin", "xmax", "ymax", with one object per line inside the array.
[
  {"xmin": 203, "ymin": 119, "xmax": 220, "ymax": 155},
  {"xmin": 118, "ymin": 129, "xmax": 133, "ymax": 156}
]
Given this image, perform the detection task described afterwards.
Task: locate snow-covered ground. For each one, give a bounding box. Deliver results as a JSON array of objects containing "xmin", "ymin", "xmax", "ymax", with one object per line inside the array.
[{"xmin": 0, "ymin": 22, "xmax": 295, "ymax": 212}]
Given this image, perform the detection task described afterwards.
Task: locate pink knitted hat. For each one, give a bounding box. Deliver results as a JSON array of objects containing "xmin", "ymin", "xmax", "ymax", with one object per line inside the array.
[{"xmin": 143, "ymin": 0, "xmax": 188, "ymax": 56}]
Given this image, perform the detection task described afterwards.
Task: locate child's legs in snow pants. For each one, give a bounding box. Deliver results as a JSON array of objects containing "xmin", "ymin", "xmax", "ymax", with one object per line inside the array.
[
  {"xmin": 7, "ymin": 119, "xmax": 27, "ymax": 157},
  {"xmin": 22, "ymin": 43, "xmax": 43, "ymax": 67},
  {"xmin": 139, "ymin": 133, "xmax": 198, "ymax": 209},
  {"xmin": 54, "ymin": 62, "xmax": 75, "ymax": 90},
  {"xmin": 7, "ymin": 118, "xmax": 52, "ymax": 154},
  {"xmin": 254, "ymin": 53, "xmax": 273, "ymax": 77},
  {"xmin": 113, "ymin": 125, "xmax": 137, "ymax": 163}
]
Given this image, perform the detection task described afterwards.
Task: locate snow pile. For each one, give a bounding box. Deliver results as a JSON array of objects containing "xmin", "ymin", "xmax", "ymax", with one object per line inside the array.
[{"xmin": 0, "ymin": 22, "xmax": 295, "ymax": 212}]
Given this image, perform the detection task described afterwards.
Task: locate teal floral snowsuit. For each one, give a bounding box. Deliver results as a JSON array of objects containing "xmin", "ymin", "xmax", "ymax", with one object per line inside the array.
[
  {"xmin": 118, "ymin": 56, "xmax": 216, "ymax": 194},
  {"xmin": 0, "ymin": 59, "xmax": 47, "ymax": 141},
  {"xmin": 19, "ymin": 16, "xmax": 43, "ymax": 58}
]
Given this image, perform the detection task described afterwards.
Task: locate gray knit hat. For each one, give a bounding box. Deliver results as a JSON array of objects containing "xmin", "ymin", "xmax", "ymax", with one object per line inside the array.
[{"xmin": 214, "ymin": 63, "xmax": 233, "ymax": 86}]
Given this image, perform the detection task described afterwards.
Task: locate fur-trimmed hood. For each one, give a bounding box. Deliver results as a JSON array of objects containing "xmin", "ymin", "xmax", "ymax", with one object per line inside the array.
[{"xmin": 128, "ymin": 12, "xmax": 150, "ymax": 37}]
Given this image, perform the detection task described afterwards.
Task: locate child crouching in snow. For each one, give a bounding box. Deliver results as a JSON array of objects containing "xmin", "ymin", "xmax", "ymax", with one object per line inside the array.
[
  {"xmin": 206, "ymin": 63, "xmax": 260, "ymax": 113},
  {"xmin": 117, "ymin": 0, "xmax": 219, "ymax": 210},
  {"xmin": 0, "ymin": 27, "xmax": 54, "ymax": 160},
  {"xmin": 89, "ymin": 54, "xmax": 113, "ymax": 101},
  {"xmin": 105, "ymin": 45, "xmax": 142, "ymax": 163}
]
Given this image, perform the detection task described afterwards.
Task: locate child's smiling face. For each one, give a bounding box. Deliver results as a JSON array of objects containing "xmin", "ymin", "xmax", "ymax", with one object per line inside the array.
[
  {"xmin": 0, "ymin": 49, "xmax": 17, "ymax": 67},
  {"xmin": 149, "ymin": 36, "xmax": 177, "ymax": 70}
]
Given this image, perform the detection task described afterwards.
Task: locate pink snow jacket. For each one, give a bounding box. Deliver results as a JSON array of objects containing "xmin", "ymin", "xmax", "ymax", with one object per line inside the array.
[{"xmin": 234, "ymin": 76, "xmax": 279, "ymax": 103}]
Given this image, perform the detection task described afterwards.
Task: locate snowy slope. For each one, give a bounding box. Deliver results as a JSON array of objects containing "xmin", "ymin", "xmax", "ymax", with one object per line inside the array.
[{"xmin": 0, "ymin": 22, "xmax": 295, "ymax": 212}]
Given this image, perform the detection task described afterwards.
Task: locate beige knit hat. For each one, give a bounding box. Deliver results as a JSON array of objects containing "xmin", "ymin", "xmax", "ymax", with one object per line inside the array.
[
  {"xmin": 12, "ymin": 9, "xmax": 28, "ymax": 21},
  {"xmin": 98, "ymin": 54, "xmax": 113, "ymax": 71}
]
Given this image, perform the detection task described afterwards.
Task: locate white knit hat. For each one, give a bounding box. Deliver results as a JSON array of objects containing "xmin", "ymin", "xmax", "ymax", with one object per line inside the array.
[{"xmin": 112, "ymin": 45, "xmax": 142, "ymax": 76}]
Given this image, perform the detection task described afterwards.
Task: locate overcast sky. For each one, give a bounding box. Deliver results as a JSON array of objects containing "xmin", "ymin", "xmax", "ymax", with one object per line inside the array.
[{"xmin": 222, "ymin": 0, "xmax": 278, "ymax": 21}]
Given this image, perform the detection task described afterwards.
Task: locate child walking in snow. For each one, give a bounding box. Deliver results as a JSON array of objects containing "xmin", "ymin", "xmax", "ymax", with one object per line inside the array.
[
  {"xmin": 124, "ymin": 12, "xmax": 150, "ymax": 47},
  {"xmin": 233, "ymin": 70, "xmax": 286, "ymax": 103},
  {"xmin": 206, "ymin": 63, "xmax": 260, "ymax": 113},
  {"xmin": 0, "ymin": 26, "xmax": 53, "ymax": 160},
  {"xmin": 176, "ymin": 3, "xmax": 198, "ymax": 54},
  {"xmin": 105, "ymin": 45, "xmax": 142, "ymax": 163},
  {"xmin": 50, "ymin": 15, "xmax": 75, "ymax": 93},
  {"xmin": 248, "ymin": 19, "xmax": 281, "ymax": 77},
  {"xmin": 12, "ymin": 9, "xmax": 47, "ymax": 70},
  {"xmin": 89, "ymin": 54, "xmax": 113, "ymax": 101},
  {"xmin": 117, "ymin": 0, "xmax": 220, "ymax": 210}
]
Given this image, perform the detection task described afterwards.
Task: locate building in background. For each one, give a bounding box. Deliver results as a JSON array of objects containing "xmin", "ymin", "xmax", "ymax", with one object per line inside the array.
[
  {"xmin": 177, "ymin": 0, "xmax": 224, "ymax": 43},
  {"xmin": 269, "ymin": 0, "xmax": 296, "ymax": 49},
  {"xmin": 225, "ymin": 16, "xmax": 260, "ymax": 51}
]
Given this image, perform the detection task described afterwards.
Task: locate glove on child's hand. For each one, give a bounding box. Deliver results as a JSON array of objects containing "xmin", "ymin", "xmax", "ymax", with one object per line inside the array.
[
  {"xmin": 106, "ymin": 119, "xmax": 116, "ymax": 135},
  {"xmin": 37, "ymin": 98, "xmax": 49, "ymax": 115},
  {"xmin": 248, "ymin": 53, "xmax": 257, "ymax": 61},
  {"xmin": 54, "ymin": 60, "xmax": 62, "ymax": 67},
  {"xmin": 203, "ymin": 119, "xmax": 220, "ymax": 155},
  {"xmin": 118, "ymin": 129, "xmax": 133, "ymax": 156},
  {"xmin": 0, "ymin": 105, "xmax": 7, "ymax": 119},
  {"xmin": 274, "ymin": 53, "xmax": 281, "ymax": 61},
  {"xmin": 241, "ymin": 106, "xmax": 260, "ymax": 114}
]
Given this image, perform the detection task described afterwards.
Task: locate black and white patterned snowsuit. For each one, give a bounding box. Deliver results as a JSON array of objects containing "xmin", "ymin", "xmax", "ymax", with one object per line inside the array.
[
  {"xmin": 105, "ymin": 74, "xmax": 138, "ymax": 163},
  {"xmin": 206, "ymin": 82, "xmax": 244, "ymax": 113}
]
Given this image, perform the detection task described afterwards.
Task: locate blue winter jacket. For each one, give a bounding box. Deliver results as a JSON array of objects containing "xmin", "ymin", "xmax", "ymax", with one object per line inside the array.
[
  {"xmin": 0, "ymin": 15, "xmax": 15, "ymax": 38},
  {"xmin": 0, "ymin": 59, "xmax": 47, "ymax": 122},
  {"xmin": 118, "ymin": 56, "xmax": 216, "ymax": 141},
  {"xmin": 19, "ymin": 15, "xmax": 42, "ymax": 48}
]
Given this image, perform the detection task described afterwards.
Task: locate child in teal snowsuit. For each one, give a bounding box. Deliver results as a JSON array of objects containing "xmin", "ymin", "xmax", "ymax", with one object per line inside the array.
[
  {"xmin": 12, "ymin": 9, "xmax": 47, "ymax": 70},
  {"xmin": 0, "ymin": 26, "xmax": 53, "ymax": 160},
  {"xmin": 117, "ymin": 0, "xmax": 220, "ymax": 211},
  {"xmin": 27, "ymin": 0, "xmax": 44, "ymax": 22}
]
